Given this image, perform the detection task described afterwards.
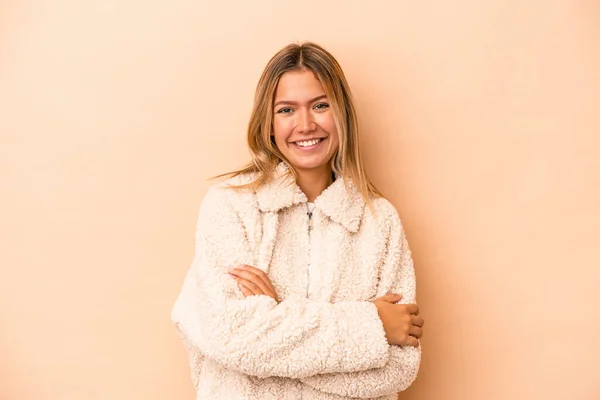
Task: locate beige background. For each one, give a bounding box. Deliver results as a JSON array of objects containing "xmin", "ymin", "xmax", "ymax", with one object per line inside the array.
[{"xmin": 2, "ymin": 1, "xmax": 599, "ymax": 399}]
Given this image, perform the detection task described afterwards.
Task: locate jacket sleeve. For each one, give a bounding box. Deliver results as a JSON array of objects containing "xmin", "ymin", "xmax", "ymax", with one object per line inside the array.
[
  {"xmin": 171, "ymin": 185, "xmax": 391, "ymax": 379},
  {"xmin": 300, "ymin": 203, "xmax": 421, "ymax": 398}
]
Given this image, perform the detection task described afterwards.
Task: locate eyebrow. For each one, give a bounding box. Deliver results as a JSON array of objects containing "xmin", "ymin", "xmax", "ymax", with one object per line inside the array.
[{"xmin": 273, "ymin": 94, "xmax": 328, "ymax": 108}]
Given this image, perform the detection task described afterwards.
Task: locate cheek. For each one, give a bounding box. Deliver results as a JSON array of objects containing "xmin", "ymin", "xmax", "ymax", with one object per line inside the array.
[
  {"xmin": 272, "ymin": 119, "xmax": 290, "ymax": 148},
  {"xmin": 318, "ymin": 114, "xmax": 339, "ymax": 149},
  {"xmin": 316, "ymin": 113, "xmax": 337, "ymax": 134},
  {"xmin": 329, "ymin": 133, "xmax": 340, "ymax": 154}
]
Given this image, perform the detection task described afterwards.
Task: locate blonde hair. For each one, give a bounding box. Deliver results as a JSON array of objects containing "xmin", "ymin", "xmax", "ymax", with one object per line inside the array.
[{"xmin": 221, "ymin": 42, "xmax": 380, "ymax": 203}]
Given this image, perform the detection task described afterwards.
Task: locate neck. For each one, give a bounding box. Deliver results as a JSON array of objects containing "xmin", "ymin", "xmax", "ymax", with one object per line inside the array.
[{"xmin": 296, "ymin": 167, "xmax": 334, "ymax": 202}]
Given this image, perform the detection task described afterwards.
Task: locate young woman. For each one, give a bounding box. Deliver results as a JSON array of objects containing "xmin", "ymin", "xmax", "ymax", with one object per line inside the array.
[{"xmin": 171, "ymin": 42, "xmax": 424, "ymax": 400}]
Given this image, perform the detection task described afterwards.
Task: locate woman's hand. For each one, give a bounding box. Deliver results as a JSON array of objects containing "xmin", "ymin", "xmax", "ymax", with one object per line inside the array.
[
  {"xmin": 374, "ymin": 294, "xmax": 424, "ymax": 347},
  {"xmin": 228, "ymin": 265, "xmax": 279, "ymax": 302}
]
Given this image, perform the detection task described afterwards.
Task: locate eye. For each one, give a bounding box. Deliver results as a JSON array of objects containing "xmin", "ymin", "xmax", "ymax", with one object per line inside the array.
[
  {"xmin": 314, "ymin": 102, "xmax": 329, "ymax": 110},
  {"xmin": 276, "ymin": 107, "xmax": 293, "ymax": 114}
]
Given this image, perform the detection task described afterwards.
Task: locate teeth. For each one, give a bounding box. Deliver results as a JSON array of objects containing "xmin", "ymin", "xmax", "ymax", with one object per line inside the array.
[{"xmin": 296, "ymin": 138, "xmax": 321, "ymax": 147}]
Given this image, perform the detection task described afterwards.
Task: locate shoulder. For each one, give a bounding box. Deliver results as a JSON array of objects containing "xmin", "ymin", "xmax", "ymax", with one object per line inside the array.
[
  {"xmin": 369, "ymin": 195, "xmax": 401, "ymax": 221},
  {"xmin": 199, "ymin": 173, "xmax": 257, "ymax": 214},
  {"xmin": 193, "ymin": 174, "xmax": 259, "ymax": 236},
  {"xmin": 366, "ymin": 195, "xmax": 405, "ymax": 233}
]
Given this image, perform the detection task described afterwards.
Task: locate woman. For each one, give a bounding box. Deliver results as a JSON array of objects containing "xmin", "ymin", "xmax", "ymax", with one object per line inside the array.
[{"xmin": 171, "ymin": 42, "xmax": 424, "ymax": 399}]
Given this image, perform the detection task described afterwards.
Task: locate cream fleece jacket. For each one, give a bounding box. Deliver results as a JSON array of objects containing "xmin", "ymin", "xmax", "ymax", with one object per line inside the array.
[{"xmin": 171, "ymin": 163, "xmax": 421, "ymax": 399}]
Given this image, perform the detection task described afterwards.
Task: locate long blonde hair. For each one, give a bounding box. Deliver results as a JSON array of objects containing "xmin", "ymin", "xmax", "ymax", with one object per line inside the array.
[{"xmin": 221, "ymin": 42, "xmax": 380, "ymax": 202}]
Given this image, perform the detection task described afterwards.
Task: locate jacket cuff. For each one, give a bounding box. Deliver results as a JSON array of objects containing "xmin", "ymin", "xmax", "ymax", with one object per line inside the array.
[{"xmin": 334, "ymin": 301, "xmax": 390, "ymax": 371}]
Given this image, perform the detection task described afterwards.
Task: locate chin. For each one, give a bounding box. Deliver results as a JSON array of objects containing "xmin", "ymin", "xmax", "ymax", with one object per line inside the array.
[{"xmin": 288, "ymin": 159, "xmax": 330, "ymax": 172}]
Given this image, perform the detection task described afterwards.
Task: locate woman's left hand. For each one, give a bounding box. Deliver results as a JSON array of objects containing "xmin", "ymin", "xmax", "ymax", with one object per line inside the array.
[{"xmin": 228, "ymin": 265, "xmax": 279, "ymax": 302}]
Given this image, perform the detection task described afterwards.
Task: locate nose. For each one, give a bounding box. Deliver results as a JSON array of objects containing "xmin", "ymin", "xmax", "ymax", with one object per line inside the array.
[{"xmin": 296, "ymin": 109, "xmax": 316, "ymax": 133}]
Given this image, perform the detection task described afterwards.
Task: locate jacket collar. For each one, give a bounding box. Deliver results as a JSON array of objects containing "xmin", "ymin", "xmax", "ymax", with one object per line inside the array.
[{"xmin": 256, "ymin": 163, "xmax": 366, "ymax": 232}]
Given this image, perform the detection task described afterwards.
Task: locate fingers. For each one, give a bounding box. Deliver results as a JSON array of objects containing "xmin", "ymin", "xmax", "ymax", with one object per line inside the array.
[
  {"xmin": 228, "ymin": 266, "xmax": 272, "ymax": 296},
  {"xmin": 237, "ymin": 281, "xmax": 254, "ymax": 297},
  {"xmin": 409, "ymin": 325, "xmax": 423, "ymax": 339},
  {"xmin": 236, "ymin": 277, "xmax": 262, "ymax": 295},
  {"xmin": 405, "ymin": 335, "xmax": 420, "ymax": 348},
  {"xmin": 411, "ymin": 315, "xmax": 424, "ymax": 327},
  {"xmin": 237, "ymin": 277, "xmax": 279, "ymax": 301},
  {"xmin": 405, "ymin": 304, "xmax": 420, "ymax": 315},
  {"xmin": 237, "ymin": 265, "xmax": 278, "ymax": 293},
  {"xmin": 228, "ymin": 265, "xmax": 279, "ymax": 301},
  {"xmin": 378, "ymin": 293, "xmax": 403, "ymax": 303}
]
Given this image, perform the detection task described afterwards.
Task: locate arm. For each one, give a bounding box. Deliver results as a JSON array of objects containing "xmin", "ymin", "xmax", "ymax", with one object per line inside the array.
[
  {"xmin": 171, "ymin": 186, "xmax": 391, "ymax": 379},
  {"xmin": 300, "ymin": 203, "xmax": 422, "ymax": 398}
]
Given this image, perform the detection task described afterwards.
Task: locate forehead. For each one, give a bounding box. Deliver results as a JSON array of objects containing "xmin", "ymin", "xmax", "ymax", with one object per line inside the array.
[{"xmin": 274, "ymin": 70, "xmax": 326, "ymax": 99}]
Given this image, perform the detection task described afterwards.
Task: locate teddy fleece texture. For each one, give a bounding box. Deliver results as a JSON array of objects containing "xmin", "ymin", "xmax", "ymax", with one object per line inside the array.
[{"xmin": 171, "ymin": 163, "xmax": 421, "ymax": 399}]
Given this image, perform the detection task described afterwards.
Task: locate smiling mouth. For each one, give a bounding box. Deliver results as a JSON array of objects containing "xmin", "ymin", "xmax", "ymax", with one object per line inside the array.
[{"xmin": 291, "ymin": 138, "xmax": 325, "ymax": 148}]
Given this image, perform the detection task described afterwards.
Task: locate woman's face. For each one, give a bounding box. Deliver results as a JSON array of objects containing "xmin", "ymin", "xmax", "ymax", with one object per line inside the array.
[{"xmin": 272, "ymin": 69, "xmax": 339, "ymax": 174}]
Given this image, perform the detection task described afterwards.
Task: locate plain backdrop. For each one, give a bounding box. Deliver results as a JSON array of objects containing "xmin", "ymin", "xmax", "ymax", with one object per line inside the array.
[{"xmin": 1, "ymin": 1, "xmax": 599, "ymax": 399}]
